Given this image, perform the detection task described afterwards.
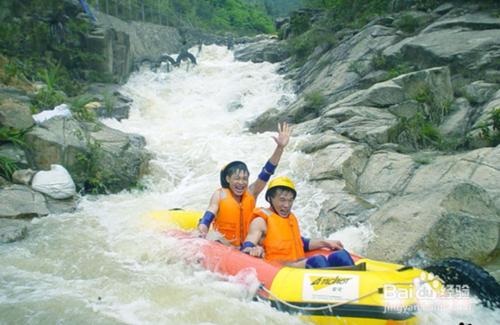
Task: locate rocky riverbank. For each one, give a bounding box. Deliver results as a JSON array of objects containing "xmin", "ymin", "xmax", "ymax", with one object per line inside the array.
[{"xmin": 238, "ymin": 1, "xmax": 500, "ymax": 266}]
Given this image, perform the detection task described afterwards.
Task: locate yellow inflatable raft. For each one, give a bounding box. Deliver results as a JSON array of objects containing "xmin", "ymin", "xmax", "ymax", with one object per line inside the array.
[{"xmin": 149, "ymin": 209, "xmax": 441, "ymax": 325}]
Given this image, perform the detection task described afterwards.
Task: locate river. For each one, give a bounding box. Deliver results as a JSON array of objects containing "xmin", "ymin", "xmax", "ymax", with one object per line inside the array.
[{"xmin": 0, "ymin": 45, "xmax": 498, "ymax": 325}]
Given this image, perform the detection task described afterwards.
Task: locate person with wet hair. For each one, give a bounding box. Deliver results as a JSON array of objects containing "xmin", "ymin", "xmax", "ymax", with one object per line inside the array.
[
  {"xmin": 197, "ymin": 123, "xmax": 291, "ymax": 246},
  {"xmin": 242, "ymin": 176, "xmax": 354, "ymax": 269}
]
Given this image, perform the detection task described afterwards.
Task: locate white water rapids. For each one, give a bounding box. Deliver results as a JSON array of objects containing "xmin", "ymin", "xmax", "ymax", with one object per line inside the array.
[{"xmin": 1, "ymin": 45, "xmax": 499, "ymax": 324}]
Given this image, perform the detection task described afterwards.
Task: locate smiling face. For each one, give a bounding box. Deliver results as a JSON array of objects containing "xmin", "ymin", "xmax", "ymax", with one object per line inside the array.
[
  {"xmin": 269, "ymin": 188, "xmax": 295, "ymax": 217},
  {"xmin": 226, "ymin": 169, "xmax": 249, "ymax": 197}
]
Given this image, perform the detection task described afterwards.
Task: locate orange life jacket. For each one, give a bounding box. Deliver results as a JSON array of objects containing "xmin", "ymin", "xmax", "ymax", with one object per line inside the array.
[
  {"xmin": 252, "ymin": 207, "xmax": 305, "ymax": 262},
  {"xmin": 213, "ymin": 188, "xmax": 255, "ymax": 247}
]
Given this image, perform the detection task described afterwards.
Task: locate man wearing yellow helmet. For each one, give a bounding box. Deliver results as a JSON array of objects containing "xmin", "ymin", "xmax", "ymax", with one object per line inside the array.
[
  {"xmin": 242, "ymin": 176, "xmax": 354, "ymax": 268},
  {"xmin": 197, "ymin": 123, "xmax": 291, "ymax": 247}
]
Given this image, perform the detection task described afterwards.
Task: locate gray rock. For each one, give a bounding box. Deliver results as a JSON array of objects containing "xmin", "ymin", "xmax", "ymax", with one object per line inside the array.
[
  {"xmin": 45, "ymin": 196, "xmax": 77, "ymax": 214},
  {"xmin": 0, "ymin": 185, "xmax": 49, "ymax": 218},
  {"xmin": 91, "ymin": 11, "xmax": 183, "ymax": 81},
  {"xmin": 0, "ymin": 99, "xmax": 34, "ymax": 129},
  {"xmin": 422, "ymin": 12, "xmax": 500, "ymax": 34},
  {"xmin": 320, "ymin": 104, "xmax": 398, "ymax": 147},
  {"xmin": 484, "ymin": 70, "xmax": 500, "ymax": 83},
  {"xmin": 0, "ymin": 86, "xmax": 32, "ymax": 105},
  {"xmin": 0, "ymin": 144, "xmax": 28, "ymax": 167},
  {"xmin": 384, "ymin": 28, "xmax": 500, "ymax": 74},
  {"xmin": 356, "ymin": 151, "xmax": 417, "ymax": 197},
  {"xmin": 24, "ymin": 116, "xmax": 87, "ymax": 171},
  {"xmin": 227, "ymin": 100, "xmax": 243, "ymax": 112},
  {"xmin": 0, "ymin": 176, "xmax": 9, "ymax": 187},
  {"xmin": 439, "ymin": 97, "xmax": 471, "ymax": 138},
  {"xmin": 295, "ymin": 25, "xmax": 399, "ymax": 115},
  {"xmin": 464, "ymin": 81, "xmax": 498, "ymax": 105},
  {"xmin": 393, "ymin": 10, "xmax": 436, "ymax": 34},
  {"xmin": 0, "ymin": 218, "xmax": 28, "ymax": 243},
  {"xmin": 315, "ymin": 179, "xmax": 376, "ymax": 232},
  {"xmin": 234, "ymin": 39, "xmax": 290, "ymax": 63},
  {"xmin": 433, "ymin": 3, "xmax": 455, "ymax": 16},
  {"xmin": 24, "ymin": 116, "xmax": 150, "ymax": 193},
  {"xmin": 298, "ymin": 130, "xmax": 355, "ymax": 154},
  {"xmin": 84, "ymin": 83, "xmax": 134, "ymax": 120},
  {"xmin": 366, "ymin": 182, "xmax": 499, "ymax": 264},
  {"xmin": 308, "ymin": 142, "xmax": 370, "ymax": 182},
  {"xmin": 468, "ymin": 89, "xmax": 500, "ymax": 146},
  {"xmin": 404, "ymin": 146, "xmax": 500, "ymax": 211},
  {"xmin": 11, "ymin": 169, "xmax": 36, "ymax": 185},
  {"xmin": 317, "ymin": 67, "xmax": 452, "ymax": 148},
  {"xmin": 247, "ymin": 108, "xmax": 283, "ymax": 133}
]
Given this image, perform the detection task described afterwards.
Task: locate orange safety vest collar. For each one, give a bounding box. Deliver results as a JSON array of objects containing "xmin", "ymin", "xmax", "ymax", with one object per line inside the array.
[
  {"xmin": 252, "ymin": 207, "xmax": 305, "ymax": 262},
  {"xmin": 213, "ymin": 188, "xmax": 255, "ymax": 247}
]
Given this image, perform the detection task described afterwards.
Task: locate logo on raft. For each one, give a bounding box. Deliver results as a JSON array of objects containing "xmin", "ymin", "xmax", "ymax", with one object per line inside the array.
[
  {"xmin": 303, "ymin": 273, "xmax": 360, "ymax": 302},
  {"xmin": 384, "ymin": 271, "xmax": 472, "ymax": 313},
  {"xmin": 309, "ymin": 275, "xmax": 352, "ymax": 291}
]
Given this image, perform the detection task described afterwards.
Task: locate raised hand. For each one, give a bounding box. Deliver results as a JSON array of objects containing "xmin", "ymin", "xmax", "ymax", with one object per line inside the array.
[{"xmin": 272, "ymin": 122, "xmax": 291, "ymax": 149}]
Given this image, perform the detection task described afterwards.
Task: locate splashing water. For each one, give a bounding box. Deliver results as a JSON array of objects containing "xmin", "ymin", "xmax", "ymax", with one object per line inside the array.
[{"xmin": 0, "ymin": 45, "xmax": 497, "ymax": 324}]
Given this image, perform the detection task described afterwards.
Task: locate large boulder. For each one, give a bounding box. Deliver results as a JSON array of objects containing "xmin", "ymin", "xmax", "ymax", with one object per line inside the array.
[
  {"xmin": 319, "ymin": 106, "xmax": 398, "ymax": 147},
  {"xmin": 0, "ymin": 99, "xmax": 34, "ymax": 129},
  {"xmin": 384, "ymin": 18, "xmax": 500, "ymax": 75},
  {"xmin": 404, "ymin": 146, "xmax": 500, "ymax": 211},
  {"xmin": 438, "ymin": 97, "xmax": 471, "ymax": 138},
  {"xmin": 366, "ymin": 182, "xmax": 499, "ymax": 265},
  {"xmin": 298, "ymin": 133, "xmax": 370, "ymax": 183},
  {"xmin": 24, "ymin": 116, "xmax": 150, "ymax": 193},
  {"xmin": 316, "ymin": 67, "xmax": 452, "ymax": 147},
  {"xmin": 0, "ymin": 184, "xmax": 49, "ymax": 218},
  {"xmin": 295, "ymin": 25, "xmax": 399, "ymax": 101},
  {"xmin": 83, "ymin": 83, "xmax": 134, "ymax": 120},
  {"xmin": 234, "ymin": 39, "xmax": 290, "ymax": 63},
  {"xmin": 92, "ymin": 10, "xmax": 183, "ymax": 81},
  {"xmin": 354, "ymin": 151, "xmax": 417, "ymax": 205},
  {"xmin": 315, "ymin": 179, "xmax": 376, "ymax": 232}
]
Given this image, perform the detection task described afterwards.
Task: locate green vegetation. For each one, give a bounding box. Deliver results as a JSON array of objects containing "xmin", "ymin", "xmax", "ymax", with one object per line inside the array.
[
  {"xmin": 0, "ymin": 0, "xmax": 107, "ymax": 112},
  {"xmin": 284, "ymin": 0, "xmax": 446, "ymax": 65},
  {"xmin": 304, "ymin": 90, "xmax": 326, "ymax": 109},
  {"xmin": 386, "ymin": 64, "xmax": 413, "ymax": 80},
  {"xmin": 75, "ymin": 139, "xmax": 113, "ymax": 194},
  {"xmin": 409, "ymin": 82, "xmax": 451, "ymax": 124},
  {"xmin": 87, "ymin": 0, "xmax": 274, "ymax": 35},
  {"xmin": 389, "ymin": 113, "xmax": 443, "ymax": 150},
  {"xmin": 0, "ymin": 126, "xmax": 27, "ymax": 180},
  {"xmin": 0, "ymin": 155, "xmax": 18, "ymax": 180},
  {"xmin": 389, "ymin": 82, "xmax": 458, "ymax": 151},
  {"xmin": 103, "ymin": 92, "xmax": 116, "ymax": 117},
  {"xmin": 395, "ymin": 14, "xmax": 421, "ymax": 34},
  {"xmin": 479, "ymin": 108, "xmax": 500, "ymax": 147},
  {"xmin": 69, "ymin": 95, "xmax": 97, "ymax": 122},
  {"xmin": 0, "ymin": 127, "xmax": 26, "ymax": 147},
  {"xmin": 287, "ymin": 28, "xmax": 337, "ymax": 65}
]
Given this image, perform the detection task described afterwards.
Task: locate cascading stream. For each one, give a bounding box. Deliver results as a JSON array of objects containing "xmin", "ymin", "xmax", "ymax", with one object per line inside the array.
[{"xmin": 0, "ymin": 45, "xmax": 497, "ymax": 325}]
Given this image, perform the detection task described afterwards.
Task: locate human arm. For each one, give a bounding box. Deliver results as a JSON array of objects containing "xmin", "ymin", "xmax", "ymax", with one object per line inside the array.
[
  {"xmin": 249, "ymin": 122, "xmax": 291, "ymax": 197},
  {"xmin": 241, "ymin": 217, "xmax": 267, "ymax": 257},
  {"xmin": 307, "ymin": 239, "xmax": 344, "ymax": 251},
  {"xmin": 197, "ymin": 190, "xmax": 220, "ymax": 238}
]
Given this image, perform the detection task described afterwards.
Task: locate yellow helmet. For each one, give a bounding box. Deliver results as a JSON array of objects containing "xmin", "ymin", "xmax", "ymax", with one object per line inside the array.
[{"xmin": 265, "ymin": 176, "xmax": 297, "ymax": 202}]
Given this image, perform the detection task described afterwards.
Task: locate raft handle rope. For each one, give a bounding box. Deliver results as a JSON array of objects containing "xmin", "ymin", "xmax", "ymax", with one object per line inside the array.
[{"xmin": 257, "ymin": 281, "xmax": 415, "ymax": 312}]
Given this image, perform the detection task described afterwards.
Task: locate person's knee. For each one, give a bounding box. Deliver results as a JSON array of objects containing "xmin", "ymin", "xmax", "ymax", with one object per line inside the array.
[
  {"xmin": 305, "ymin": 255, "xmax": 328, "ymax": 269},
  {"xmin": 327, "ymin": 249, "xmax": 354, "ymax": 267}
]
